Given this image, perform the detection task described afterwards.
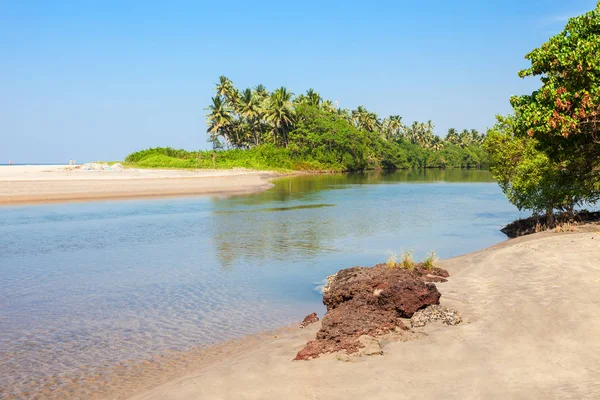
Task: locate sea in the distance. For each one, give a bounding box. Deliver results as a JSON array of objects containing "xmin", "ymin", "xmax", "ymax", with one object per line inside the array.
[{"xmin": 0, "ymin": 170, "xmax": 523, "ymax": 398}]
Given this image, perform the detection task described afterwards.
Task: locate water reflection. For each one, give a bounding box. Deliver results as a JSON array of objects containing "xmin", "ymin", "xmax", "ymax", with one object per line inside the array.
[
  {"xmin": 214, "ymin": 203, "xmax": 335, "ymax": 214},
  {"xmin": 211, "ymin": 169, "xmax": 510, "ymax": 271},
  {"xmin": 219, "ymin": 169, "xmax": 496, "ymax": 207}
]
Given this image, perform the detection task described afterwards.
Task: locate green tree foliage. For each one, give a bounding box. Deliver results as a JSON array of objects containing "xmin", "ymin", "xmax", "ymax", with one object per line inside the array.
[
  {"xmin": 507, "ymin": 3, "xmax": 600, "ymax": 212},
  {"xmin": 485, "ymin": 116, "xmax": 591, "ymax": 224},
  {"xmin": 511, "ymin": 3, "xmax": 600, "ymax": 143},
  {"xmin": 197, "ymin": 76, "xmax": 488, "ymax": 171},
  {"xmin": 488, "ymin": 3, "xmax": 600, "ymax": 223}
]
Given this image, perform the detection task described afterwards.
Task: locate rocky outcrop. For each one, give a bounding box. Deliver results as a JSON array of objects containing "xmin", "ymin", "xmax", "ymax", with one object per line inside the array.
[
  {"xmin": 300, "ymin": 312, "xmax": 319, "ymax": 328},
  {"xmin": 295, "ymin": 263, "xmax": 449, "ymax": 360}
]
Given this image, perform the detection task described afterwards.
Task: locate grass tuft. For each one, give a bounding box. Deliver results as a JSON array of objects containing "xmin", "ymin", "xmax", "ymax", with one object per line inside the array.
[
  {"xmin": 399, "ymin": 250, "xmax": 415, "ymax": 270},
  {"xmin": 423, "ymin": 250, "xmax": 439, "ymax": 270},
  {"xmin": 386, "ymin": 253, "xmax": 398, "ymax": 269}
]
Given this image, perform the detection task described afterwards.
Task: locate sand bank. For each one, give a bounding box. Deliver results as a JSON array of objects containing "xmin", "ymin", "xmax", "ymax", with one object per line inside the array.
[
  {"xmin": 130, "ymin": 229, "xmax": 600, "ymax": 400},
  {"xmin": 0, "ymin": 165, "xmax": 281, "ymax": 205}
]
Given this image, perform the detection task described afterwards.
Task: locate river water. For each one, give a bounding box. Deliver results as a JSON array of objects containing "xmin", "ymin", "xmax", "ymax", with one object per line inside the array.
[{"xmin": 0, "ymin": 170, "xmax": 523, "ymax": 398}]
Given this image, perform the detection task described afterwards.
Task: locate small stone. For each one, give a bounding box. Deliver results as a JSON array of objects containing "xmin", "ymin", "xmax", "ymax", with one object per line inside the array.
[{"xmin": 410, "ymin": 305, "xmax": 462, "ymax": 328}]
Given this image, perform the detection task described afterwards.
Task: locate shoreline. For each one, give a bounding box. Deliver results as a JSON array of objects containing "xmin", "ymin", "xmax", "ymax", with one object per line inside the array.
[
  {"xmin": 0, "ymin": 166, "xmax": 290, "ymax": 205},
  {"xmin": 14, "ymin": 226, "xmax": 599, "ymax": 399},
  {"xmin": 127, "ymin": 227, "xmax": 600, "ymax": 400}
]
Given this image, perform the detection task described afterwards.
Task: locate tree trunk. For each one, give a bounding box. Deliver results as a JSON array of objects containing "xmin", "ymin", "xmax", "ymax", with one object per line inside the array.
[{"xmin": 546, "ymin": 206, "xmax": 556, "ymax": 227}]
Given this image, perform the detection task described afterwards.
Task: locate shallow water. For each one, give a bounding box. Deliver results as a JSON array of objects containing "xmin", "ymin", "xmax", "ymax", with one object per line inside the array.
[{"xmin": 0, "ymin": 170, "xmax": 523, "ymax": 398}]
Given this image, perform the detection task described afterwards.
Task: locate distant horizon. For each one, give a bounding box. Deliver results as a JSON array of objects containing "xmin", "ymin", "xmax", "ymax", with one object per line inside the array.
[{"xmin": 0, "ymin": 162, "xmax": 73, "ymax": 166}]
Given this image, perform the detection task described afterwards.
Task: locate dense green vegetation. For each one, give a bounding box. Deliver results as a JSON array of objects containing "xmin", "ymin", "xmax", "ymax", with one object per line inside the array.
[
  {"xmin": 126, "ymin": 78, "xmax": 488, "ymax": 172},
  {"xmin": 486, "ymin": 2, "xmax": 600, "ymax": 224}
]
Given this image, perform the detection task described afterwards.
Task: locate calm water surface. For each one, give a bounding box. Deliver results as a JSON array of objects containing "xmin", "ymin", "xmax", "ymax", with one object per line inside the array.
[{"xmin": 0, "ymin": 170, "xmax": 523, "ymax": 396}]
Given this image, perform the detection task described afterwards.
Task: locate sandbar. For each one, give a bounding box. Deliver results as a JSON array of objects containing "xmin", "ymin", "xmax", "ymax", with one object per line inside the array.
[{"xmin": 0, "ymin": 165, "xmax": 281, "ymax": 205}]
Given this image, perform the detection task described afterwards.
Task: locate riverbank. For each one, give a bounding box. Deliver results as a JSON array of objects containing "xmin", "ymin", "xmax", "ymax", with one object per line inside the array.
[
  {"xmin": 0, "ymin": 165, "xmax": 283, "ymax": 205},
  {"xmin": 127, "ymin": 228, "xmax": 600, "ymax": 400}
]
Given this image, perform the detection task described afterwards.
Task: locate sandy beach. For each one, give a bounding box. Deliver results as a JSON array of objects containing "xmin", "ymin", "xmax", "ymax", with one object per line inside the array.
[
  {"xmin": 0, "ymin": 165, "xmax": 280, "ymax": 205},
  {"xmin": 127, "ymin": 228, "xmax": 600, "ymax": 400}
]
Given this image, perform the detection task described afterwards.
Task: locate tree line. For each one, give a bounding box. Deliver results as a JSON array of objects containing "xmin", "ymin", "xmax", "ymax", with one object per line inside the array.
[
  {"xmin": 206, "ymin": 75, "xmax": 486, "ymax": 150},
  {"xmin": 202, "ymin": 76, "xmax": 487, "ymax": 170}
]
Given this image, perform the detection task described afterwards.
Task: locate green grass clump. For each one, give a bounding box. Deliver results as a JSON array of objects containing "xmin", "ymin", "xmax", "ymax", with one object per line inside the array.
[
  {"xmin": 399, "ymin": 250, "xmax": 415, "ymax": 270},
  {"xmin": 123, "ymin": 145, "xmax": 341, "ymax": 172},
  {"xmin": 386, "ymin": 250, "xmax": 417, "ymax": 270},
  {"xmin": 423, "ymin": 250, "xmax": 439, "ymax": 270}
]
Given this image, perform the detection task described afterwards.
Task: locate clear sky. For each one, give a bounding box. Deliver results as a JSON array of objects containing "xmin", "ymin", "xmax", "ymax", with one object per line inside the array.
[{"xmin": 1, "ymin": 0, "xmax": 597, "ymax": 163}]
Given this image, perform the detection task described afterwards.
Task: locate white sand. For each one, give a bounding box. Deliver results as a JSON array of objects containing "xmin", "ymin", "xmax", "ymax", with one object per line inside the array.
[
  {"xmin": 130, "ymin": 230, "xmax": 600, "ymax": 400},
  {"xmin": 0, "ymin": 165, "xmax": 281, "ymax": 204},
  {"xmin": 0, "ymin": 165, "xmax": 275, "ymax": 181}
]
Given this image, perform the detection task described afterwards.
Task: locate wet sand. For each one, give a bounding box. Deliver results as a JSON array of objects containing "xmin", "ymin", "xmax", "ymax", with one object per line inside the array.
[
  {"xmin": 0, "ymin": 166, "xmax": 281, "ymax": 205},
  {"xmin": 129, "ymin": 228, "xmax": 600, "ymax": 400}
]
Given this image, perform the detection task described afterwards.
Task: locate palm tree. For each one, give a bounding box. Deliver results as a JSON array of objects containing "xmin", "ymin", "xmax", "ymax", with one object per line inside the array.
[
  {"xmin": 293, "ymin": 94, "xmax": 307, "ymax": 107},
  {"xmin": 322, "ymin": 100, "xmax": 336, "ymax": 113},
  {"xmin": 216, "ymin": 76, "xmax": 234, "ymax": 98},
  {"xmin": 215, "ymin": 76, "xmax": 240, "ymax": 109},
  {"xmin": 254, "ymin": 84, "xmax": 268, "ymax": 100},
  {"xmin": 227, "ymin": 88, "xmax": 240, "ymax": 109},
  {"xmin": 264, "ymin": 87, "xmax": 295, "ymax": 147},
  {"xmin": 238, "ymin": 89, "xmax": 260, "ymax": 121},
  {"xmin": 365, "ymin": 112, "xmax": 380, "ymax": 132},
  {"xmin": 459, "ymin": 129, "xmax": 472, "ymax": 147},
  {"xmin": 470, "ymin": 129, "xmax": 485, "ymax": 145},
  {"xmin": 381, "ymin": 118, "xmax": 390, "ymax": 139},
  {"xmin": 431, "ymin": 136, "xmax": 444, "ymax": 151},
  {"xmin": 352, "ymin": 107, "xmax": 364, "ymax": 128},
  {"xmin": 205, "ymin": 96, "xmax": 233, "ymax": 148},
  {"xmin": 305, "ymin": 88, "xmax": 322, "ymax": 107},
  {"xmin": 387, "ymin": 115, "xmax": 402, "ymax": 140},
  {"xmin": 237, "ymin": 88, "xmax": 262, "ymax": 145},
  {"xmin": 352, "ymin": 106, "xmax": 378, "ymax": 131},
  {"xmin": 338, "ymin": 108, "xmax": 353, "ymax": 124},
  {"xmin": 445, "ymin": 128, "xmax": 459, "ymax": 145}
]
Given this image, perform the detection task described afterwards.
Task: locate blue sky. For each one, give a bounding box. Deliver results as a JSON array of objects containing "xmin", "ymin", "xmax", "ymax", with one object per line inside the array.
[{"xmin": 0, "ymin": 0, "xmax": 597, "ymax": 163}]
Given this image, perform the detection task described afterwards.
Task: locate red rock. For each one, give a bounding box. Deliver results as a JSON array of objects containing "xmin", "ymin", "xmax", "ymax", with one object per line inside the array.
[
  {"xmin": 299, "ymin": 312, "xmax": 319, "ymax": 328},
  {"xmin": 295, "ymin": 262, "xmax": 447, "ymax": 360}
]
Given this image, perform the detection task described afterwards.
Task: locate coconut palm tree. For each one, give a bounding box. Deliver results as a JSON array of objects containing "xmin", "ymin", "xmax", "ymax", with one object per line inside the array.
[
  {"xmin": 264, "ymin": 87, "xmax": 295, "ymax": 147},
  {"xmin": 470, "ymin": 129, "xmax": 485, "ymax": 145},
  {"xmin": 305, "ymin": 88, "xmax": 322, "ymax": 107},
  {"xmin": 351, "ymin": 107, "xmax": 364, "ymax": 128},
  {"xmin": 227, "ymin": 88, "xmax": 240, "ymax": 109},
  {"xmin": 431, "ymin": 136, "xmax": 444, "ymax": 151},
  {"xmin": 216, "ymin": 76, "xmax": 234, "ymax": 98},
  {"xmin": 352, "ymin": 106, "xmax": 378, "ymax": 131},
  {"xmin": 445, "ymin": 128, "xmax": 459, "ymax": 145},
  {"xmin": 254, "ymin": 84, "xmax": 268, "ymax": 100},
  {"xmin": 366, "ymin": 112, "xmax": 380, "ymax": 132},
  {"xmin": 205, "ymin": 96, "xmax": 233, "ymax": 148},
  {"xmin": 387, "ymin": 115, "xmax": 402, "ymax": 140},
  {"xmin": 293, "ymin": 94, "xmax": 307, "ymax": 107},
  {"xmin": 459, "ymin": 129, "xmax": 472, "ymax": 148},
  {"xmin": 238, "ymin": 89, "xmax": 260, "ymax": 121},
  {"xmin": 237, "ymin": 88, "xmax": 262, "ymax": 145},
  {"xmin": 338, "ymin": 108, "xmax": 353, "ymax": 124},
  {"xmin": 322, "ymin": 100, "xmax": 336, "ymax": 113}
]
